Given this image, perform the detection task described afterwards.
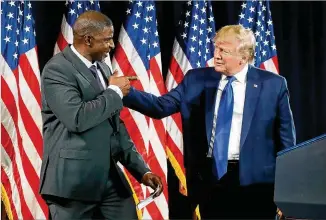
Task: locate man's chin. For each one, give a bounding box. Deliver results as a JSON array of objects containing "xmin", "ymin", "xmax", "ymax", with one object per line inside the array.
[{"xmin": 214, "ymin": 66, "xmax": 225, "ymax": 73}]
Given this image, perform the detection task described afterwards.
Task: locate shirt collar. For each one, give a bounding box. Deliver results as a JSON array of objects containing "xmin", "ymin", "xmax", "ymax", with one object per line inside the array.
[
  {"xmin": 221, "ymin": 63, "xmax": 248, "ymax": 84},
  {"xmin": 70, "ymin": 45, "xmax": 96, "ymax": 68}
]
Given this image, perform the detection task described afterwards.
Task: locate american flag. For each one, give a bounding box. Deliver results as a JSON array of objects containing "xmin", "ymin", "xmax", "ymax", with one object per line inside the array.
[
  {"xmin": 165, "ymin": 0, "xmax": 216, "ymax": 196},
  {"xmin": 1, "ymin": 1, "xmax": 47, "ymax": 219},
  {"xmin": 112, "ymin": 1, "xmax": 168, "ymax": 219},
  {"xmin": 54, "ymin": 0, "xmax": 113, "ymax": 70},
  {"xmin": 238, "ymin": 0, "xmax": 279, "ymax": 74}
]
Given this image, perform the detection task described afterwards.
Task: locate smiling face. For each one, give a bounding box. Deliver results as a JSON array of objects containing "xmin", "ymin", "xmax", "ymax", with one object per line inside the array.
[{"xmin": 86, "ymin": 25, "xmax": 115, "ymax": 62}]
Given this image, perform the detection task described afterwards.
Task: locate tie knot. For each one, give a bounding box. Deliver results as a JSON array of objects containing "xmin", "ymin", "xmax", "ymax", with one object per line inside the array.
[
  {"xmin": 226, "ymin": 76, "xmax": 236, "ymax": 84},
  {"xmin": 89, "ymin": 65, "xmax": 97, "ymax": 77}
]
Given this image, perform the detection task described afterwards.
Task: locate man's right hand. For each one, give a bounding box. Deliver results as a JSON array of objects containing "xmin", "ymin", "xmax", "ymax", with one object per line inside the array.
[{"xmin": 109, "ymin": 70, "xmax": 131, "ymax": 96}]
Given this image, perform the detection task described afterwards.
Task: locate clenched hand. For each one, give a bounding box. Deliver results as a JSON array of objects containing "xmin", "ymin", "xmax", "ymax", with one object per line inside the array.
[{"xmin": 141, "ymin": 172, "xmax": 163, "ymax": 198}]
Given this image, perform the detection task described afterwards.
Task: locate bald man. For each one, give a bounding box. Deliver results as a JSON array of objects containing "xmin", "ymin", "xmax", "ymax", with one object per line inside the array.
[{"xmin": 39, "ymin": 10, "xmax": 163, "ymax": 220}]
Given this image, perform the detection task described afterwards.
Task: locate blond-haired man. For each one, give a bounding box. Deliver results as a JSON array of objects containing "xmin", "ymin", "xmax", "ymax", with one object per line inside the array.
[{"xmin": 123, "ymin": 24, "xmax": 296, "ymax": 219}]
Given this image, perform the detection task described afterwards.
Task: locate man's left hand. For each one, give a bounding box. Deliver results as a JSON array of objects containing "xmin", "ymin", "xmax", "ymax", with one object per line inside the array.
[{"xmin": 141, "ymin": 172, "xmax": 163, "ymax": 198}]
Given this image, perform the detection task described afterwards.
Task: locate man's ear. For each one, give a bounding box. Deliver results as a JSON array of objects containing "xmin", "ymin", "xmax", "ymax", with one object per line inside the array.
[{"xmin": 84, "ymin": 35, "xmax": 92, "ymax": 47}]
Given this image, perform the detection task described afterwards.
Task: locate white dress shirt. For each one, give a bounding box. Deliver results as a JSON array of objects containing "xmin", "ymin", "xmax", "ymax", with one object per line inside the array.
[
  {"xmin": 70, "ymin": 45, "xmax": 123, "ymax": 98},
  {"xmin": 207, "ymin": 64, "xmax": 248, "ymax": 160}
]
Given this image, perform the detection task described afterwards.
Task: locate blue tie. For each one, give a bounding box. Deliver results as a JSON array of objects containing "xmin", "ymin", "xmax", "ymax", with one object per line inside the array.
[{"xmin": 212, "ymin": 76, "xmax": 236, "ymax": 180}]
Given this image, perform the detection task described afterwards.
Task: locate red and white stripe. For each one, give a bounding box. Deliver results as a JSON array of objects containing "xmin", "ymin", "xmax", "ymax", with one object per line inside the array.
[
  {"xmin": 1, "ymin": 48, "xmax": 48, "ymax": 220},
  {"xmin": 260, "ymin": 56, "xmax": 279, "ymax": 74},
  {"xmin": 112, "ymin": 26, "xmax": 169, "ymax": 220}
]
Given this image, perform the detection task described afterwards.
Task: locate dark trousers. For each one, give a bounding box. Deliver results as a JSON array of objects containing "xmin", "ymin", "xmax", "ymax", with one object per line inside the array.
[
  {"xmin": 197, "ymin": 159, "xmax": 276, "ymax": 219},
  {"xmin": 43, "ymin": 168, "xmax": 137, "ymax": 220}
]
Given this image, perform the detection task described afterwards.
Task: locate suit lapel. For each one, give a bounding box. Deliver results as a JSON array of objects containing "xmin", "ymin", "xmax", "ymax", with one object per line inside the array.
[
  {"xmin": 62, "ymin": 46, "xmax": 102, "ymax": 93},
  {"xmin": 98, "ymin": 61, "xmax": 112, "ymax": 87},
  {"xmin": 205, "ymin": 71, "xmax": 221, "ymax": 145},
  {"xmin": 240, "ymin": 66, "xmax": 262, "ymax": 149}
]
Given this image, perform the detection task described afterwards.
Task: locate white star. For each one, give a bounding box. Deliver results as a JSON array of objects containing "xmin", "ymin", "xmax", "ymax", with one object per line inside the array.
[
  {"xmin": 191, "ymin": 24, "xmax": 197, "ymax": 31},
  {"xmin": 198, "ymin": 51, "xmax": 201, "ymax": 57},
  {"xmin": 249, "ymin": 6, "xmax": 255, "ymax": 13},
  {"xmin": 193, "ymin": 14, "xmax": 198, "ymax": 20},
  {"xmin": 89, "ymin": 0, "xmax": 94, "ymax": 4},
  {"xmin": 132, "ymin": 22, "xmax": 139, "ymax": 29},
  {"xmin": 181, "ymin": 32, "xmax": 187, "ymax": 39},
  {"xmin": 263, "ymin": 40, "xmax": 268, "ymax": 46},
  {"xmin": 241, "ymin": 3, "xmax": 246, "ymax": 9},
  {"xmin": 197, "ymin": 61, "xmax": 201, "ymax": 67},
  {"xmin": 207, "ymin": 26, "xmax": 212, "ymax": 33},
  {"xmin": 152, "ymin": 41, "xmax": 158, "ymax": 48},
  {"xmin": 69, "ymin": 9, "xmax": 75, "ymax": 15},
  {"xmin": 126, "ymin": 9, "xmax": 131, "ymax": 15},
  {"xmin": 137, "ymin": 1, "xmax": 142, "ymax": 7},
  {"xmin": 271, "ymin": 44, "xmax": 276, "ymax": 50},
  {"xmin": 262, "ymin": 50, "xmax": 267, "ymax": 56},
  {"xmin": 28, "ymin": 2, "xmax": 32, "ymax": 8},
  {"xmin": 258, "ymin": 11, "xmax": 262, "ymax": 16},
  {"xmin": 256, "ymin": 20, "xmax": 261, "ymax": 26},
  {"xmin": 7, "ymin": 12, "xmax": 14, "ymax": 19},
  {"xmin": 184, "ymin": 21, "xmax": 189, "ymax": 28},
  {"xmin": 140, "ymin": 38, "xmax": 146, "ymax": 44},
  {"xmin": 13, "ymin": 52, "xmax": 18, "ymax": 59},
  {"xmin": 206, "ymin": 37, "xmax": 210, "ymax": 44},
  {"xmin": 187, "ymin": 1, "xmax": 191, "ymax": 6},
  {"xmin": 24, "ymin": 26, "xmax": 31, "ymax": 32},
  {"xmin": 22, "ymin": 38, "xmax": 28, "ymax": 44},
  {"xmin": 199, "ymin": 40, "xmax": 203, "ymax": 46},
  {"xmin": 143, "ymin": 27, "xmax": 148, "ymax": 33},
  {"xmin": 247, "ymin": 17, "xmax": 253, "ymax": 23},
  {"xmin": 265, "ymin": 30, "xmax": 271, "ymax": 36},
  {"xmin": 239, "ymin": 13, "xmax": 245, "ymax": 19},
  {"xmin": 204, "ymin": 54, "xmax": 207, "ymax": 60},
  {"xmin": 16, "ymin": 29, "xmax": 19, "ymax": 35},
  {"xmin": 15, "ymin": 40, "xmax": 18, "ymax": 47},
  {"xmin": 209, "ymin": 16, "xmax": 214, "ymax": 22},
  {"xmin": 200, "ymin": 18, "xmax": 205, "ymax": 24},
  {"xmin": 85, "ymin": 7, "xmax": 88, "ymax": 10},
  {"xmin": 185, "ymin": 11, "xmax": 190, "ymax": 17},
  {"xmin": 26, "ymin": 14, "xmax": 32, "ymax": 20},
  {"xmin": 146, "ymin": 5, "xmax": 154, "ymax": 11},
  {"xmin": 190, "ymin": 46, "xmax": 195, "ymax": 53},
  {"xmin": 149, "ymin": 16, "xmax": 153, "ymax": 21},
  {"xmin": 267, "ymin": 19, "xmax": 273, "ymax": 26},
  {"xmin": 191, "ymin": 35, "xmax": 196, "ymax": 42},
  {"xmin": 9, "ymin": 0, "xmax": 15, "ymax": 7},
  {"xmin": 262, "ymin": 5, "xmax": 266, "ymax": 11},
  {"xmin": 199, "ymin": 29, "xmax": 203, "ymax": 35},
  {"xmin": 261, "ymin": 25, "xmax": 264, "ymax": 31},
  {"xmin": 5, "ymin": 24, "xmax": 12, "ymax": 31},
  {"xmin": 134, "ymin": 11, "xmax": 141, "ymax": 18},
  {"xmin": 195, "ymin": 3, "xmax": 199, "ymax": 9},
  {"xmin": 201, "ymin": 7, "xmax": 206, "ymax": 13},
  {"xmin": 34, "ymin": 30, "xmax": 36, "ymax": 36},
  {"xmin": 145, "ymin": 16, "xmax": 150, "ymax": 22},
  {"xmin": 17, "ymin": 17, "xmax": 20, "ymax": 23},
  {"xmin": 255, "ymin": 30, "xmax": 260, "ymax": 37},
  {"xmin": 4, "ymin": 36, "xmax": 10, "ymax": 43},
  {"xmin": 155, "ymin": 31, "xmax": 158, "ymax": 37},
  {"xmin": 77, "ymin": 2, "xmax": 82, "ymax": 9},
  {"xmin": 206, "ymin": 48, "xmax": 210, "ymax": 54}
]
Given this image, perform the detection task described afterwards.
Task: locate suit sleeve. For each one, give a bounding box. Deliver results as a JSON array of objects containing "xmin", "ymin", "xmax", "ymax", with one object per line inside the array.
[
  {"xmin": 42, "ymin": 63, "xmax": 123, "ymax": 133},
  {"xmin": 277, "ymin": 77, "xmax": 296, "ymax": 150},
  {"xmin": 123, "ymin": 76, "xmax": 188, "ymax": 119},
  {"xmin": 115, "ymin": 119, "xmax": 150, "ymax": 183}
]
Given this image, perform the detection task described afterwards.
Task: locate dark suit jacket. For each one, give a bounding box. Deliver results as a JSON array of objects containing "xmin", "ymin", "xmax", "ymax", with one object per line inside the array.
[
  {"xmin": 123, "ymin": 66, "xmax": 296, "ymax": 202},
  {"xmin": 39, "ymin": 46, "xmax": 150, "ymax": 202}
]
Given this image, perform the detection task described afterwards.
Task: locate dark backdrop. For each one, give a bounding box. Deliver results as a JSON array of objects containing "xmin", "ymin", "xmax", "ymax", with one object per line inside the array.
[{"xmin": 32, "ymin": 1, "xmax": 326, "ymax": 219}]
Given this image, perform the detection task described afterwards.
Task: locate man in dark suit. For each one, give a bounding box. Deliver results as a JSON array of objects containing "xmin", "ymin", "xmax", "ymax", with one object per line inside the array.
[
  {"xmin": 39, "ymin": 11, "xmax": 163, "ymax": 220},
  {"xmin": 123, "ymin": 25, "xmax": 296, "ymax": 219}
]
